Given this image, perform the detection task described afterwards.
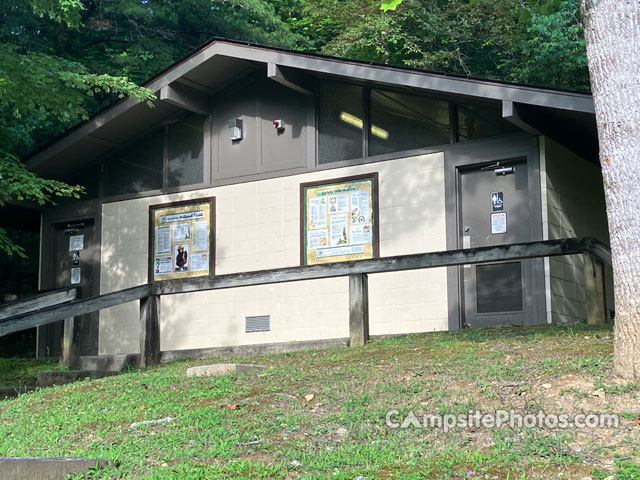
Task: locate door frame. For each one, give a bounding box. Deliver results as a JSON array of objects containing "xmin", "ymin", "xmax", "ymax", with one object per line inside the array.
[
  {"xmin": 444, "ymin": 135, "xmax": 546, "ymax": 330},
  {"xmin": 38, "ymin": 200, "xmax": 102, "ymax": 356}
]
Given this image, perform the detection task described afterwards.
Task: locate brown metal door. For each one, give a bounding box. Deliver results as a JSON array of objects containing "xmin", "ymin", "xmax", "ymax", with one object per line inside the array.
[
  {"xmin": 39, "ymin": 220, "xmax": 97, "ymax": 357},
  {"xmin": 459, "ymin": 158, "xmax": 537, "ymax": 327}
]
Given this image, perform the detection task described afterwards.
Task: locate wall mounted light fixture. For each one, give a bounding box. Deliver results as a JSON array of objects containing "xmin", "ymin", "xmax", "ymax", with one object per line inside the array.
[{"xmin": 228, "ymin": 118, "xmax": 243, "ymax": 141}]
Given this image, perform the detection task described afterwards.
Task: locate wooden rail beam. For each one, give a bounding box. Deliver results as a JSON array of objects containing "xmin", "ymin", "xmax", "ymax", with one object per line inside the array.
[
  {"xmin": 0, "ymin": 284, "xmax": 151, "ymax": 337},
  {"xmin": 154, "ymin": 238, "xmax": 607, "ymax": 296},
  {"xmin": 0, "ymin": 288, "xmax": 77, "ymax": 320},
  {"xmin": 0, "ymin": 238, "xmax": 611, "ymax": 345}
]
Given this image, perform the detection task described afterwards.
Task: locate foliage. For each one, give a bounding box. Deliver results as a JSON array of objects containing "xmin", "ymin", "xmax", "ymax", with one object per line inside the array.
[
  {"xmin": 0, "ymin": 155, "xmax": 84, "ymax": 256},
  {"xmin": 0, "ymin": 42, "xmax": 155, "ymax": 158},
  {"xmin": 381, "ymin": 0, "xmax": 403, "ymax": 11},
  {"xmin": 294, "ymin": 0, "xmax": 589, "ymax": 90},
  {"xmin": 0, "ymin": 1, "xmax": 155, "ymax": 255},
  {"xmin": 503, "ymin": 0, "xmax": 588, "ymax": 90}
]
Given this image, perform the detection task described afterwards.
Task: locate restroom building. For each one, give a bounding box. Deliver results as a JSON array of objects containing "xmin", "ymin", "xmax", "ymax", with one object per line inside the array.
[{"xmin": 24, "ymin": 39, "xmax": 612, "ymax": 358}]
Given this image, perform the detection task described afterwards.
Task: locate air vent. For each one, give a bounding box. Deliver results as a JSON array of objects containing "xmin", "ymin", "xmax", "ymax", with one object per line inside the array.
[{"xmin": 245, "ymin": 315, "xmax": 270, "ymax": 333}]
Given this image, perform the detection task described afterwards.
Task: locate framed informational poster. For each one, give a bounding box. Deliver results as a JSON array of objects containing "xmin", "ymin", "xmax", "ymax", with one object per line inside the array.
[
  {"xmin": 301, "ymin": 173, "xmax": 379, "ymax": 265},
  {"xmin": 148, "ymin": 197, "xmax": 215, "ymax": 282}
]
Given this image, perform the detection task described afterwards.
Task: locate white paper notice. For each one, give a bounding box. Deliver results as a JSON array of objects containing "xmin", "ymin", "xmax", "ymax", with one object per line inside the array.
[
  {"xmin": 70, "ymin": 267, "xmax": 81, "ymax": 284},
  {"xmin": 173, "ymin": 223, "xmax": 190, "ymax": 242},
  {"xmin": 154, "ymin": 256, "xmax": 172, "ymax": 275},
  {"xmin": 308, "ymin": 229, "xmax": 329, "ymax": 249},
  {"xmin": 69, "ymin": 235, "xmax": 84, "ymax": 251},
  {"xmin": 193, "ymin": 221, "xmax": 208, "ymax": 251},
  {"xmin": 190, "ymin": 252, "xmax": 209, "ymax": 272},
  {"xmin": 328, "ymin": 194, "xmax": 350, "ymax": 214},
  {"xmin": 309, "ymin": 197, "xmax": 328, "ymax": 229},
  {"xmin": 350, "ymin": 224, "xmax": 372, "ymax": 245},
  {"xmin": 329, "ymin": 213, "xmax": 349, "ymax": 246},
  {"xmin": 155, "ymin": 226, "xmax": 171, "ymax": 254},
  {"xmin": 491, "ymin": 212, "xmax": 507, "ymax": 234},
  {"xmin": 350, "ymin": 191, "xmax": 370, "ymax": 224}
]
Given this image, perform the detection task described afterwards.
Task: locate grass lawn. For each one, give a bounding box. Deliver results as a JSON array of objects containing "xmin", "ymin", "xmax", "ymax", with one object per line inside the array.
[{"xmin": 0, "ymin": 322, "xmax": 639, "ymax": 479}]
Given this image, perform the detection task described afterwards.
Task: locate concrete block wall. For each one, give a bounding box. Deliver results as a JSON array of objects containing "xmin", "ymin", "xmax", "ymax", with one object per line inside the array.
[
  {"xmin": 539, "ymin": 137, "xmax": 613, "ymax": 323},
  {"xmin": 99, "ymin": 153, "xmax": 448, "ymax": 355}
]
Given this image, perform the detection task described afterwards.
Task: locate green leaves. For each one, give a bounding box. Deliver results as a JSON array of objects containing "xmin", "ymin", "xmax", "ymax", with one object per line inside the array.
[
  {"xmin": 0, "ymin": 154, "xmax": 85, "ymax": 255},
  {"xmin": 0, "ymin": 1, "xmax": 158, "ymax": 255},
  {"xmin": 28, "ymin": 0, "xmax": 84, "ymax": 27},
  {"xmin": 294, "ymin": 0, "xmax": 589, "ymax": 91},
  {"xmin": 381, "ymin": 0, "xmax": 403, "ymax": 12}
]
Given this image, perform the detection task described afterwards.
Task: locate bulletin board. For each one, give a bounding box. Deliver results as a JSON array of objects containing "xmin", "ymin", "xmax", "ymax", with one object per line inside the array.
[
  {"xmin": 148, "ymin": 197, "xmax": 215, "ymax": 282},
  {"xmin": 301, "ymin": 173, "xmax": 379, "ymax": 265}
]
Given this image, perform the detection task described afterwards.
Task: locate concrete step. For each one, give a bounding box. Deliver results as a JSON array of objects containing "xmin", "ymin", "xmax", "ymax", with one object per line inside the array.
[
  {"xmin": 0, "ymin": 457, "xmax": 107, "ymax": 479},
  {"xmin": 186, "ymin": 363, "xmax": 267, "ymax": 377},
  {"xmin": 79, "ymin": 354, "xmax": 139, "ymax": 372},
  {"xmin": 36, "ymin": 370, "xmax": 116, "ymax": 388}
]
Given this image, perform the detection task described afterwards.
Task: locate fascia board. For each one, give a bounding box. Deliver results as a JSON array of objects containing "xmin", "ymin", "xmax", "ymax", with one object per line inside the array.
[{"xmin": 213, "ymin": 43, "xmax": 594, "ymax": 114}]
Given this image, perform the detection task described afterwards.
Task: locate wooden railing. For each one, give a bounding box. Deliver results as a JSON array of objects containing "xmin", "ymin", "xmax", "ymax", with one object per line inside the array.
[{"xmin": 0, "ymin": 237, "xmax": 611, "ymax": 368}]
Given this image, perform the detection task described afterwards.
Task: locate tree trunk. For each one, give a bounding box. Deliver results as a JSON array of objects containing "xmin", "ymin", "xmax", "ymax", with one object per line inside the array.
[{"xmin": 581, "ymin": 0, "xmax": 640, "ymax": 378}]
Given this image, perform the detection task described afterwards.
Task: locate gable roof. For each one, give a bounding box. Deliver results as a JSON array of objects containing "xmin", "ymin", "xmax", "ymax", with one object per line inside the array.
[{"xmin": 27, "ymin": 38, "xmax": 596, "ymax": 176}]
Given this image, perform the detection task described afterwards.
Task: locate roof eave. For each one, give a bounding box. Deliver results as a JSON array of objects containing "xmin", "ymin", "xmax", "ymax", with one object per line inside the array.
[{"xmin": 27, "ymin": 39, "xmax": 594, "ymax": 171}]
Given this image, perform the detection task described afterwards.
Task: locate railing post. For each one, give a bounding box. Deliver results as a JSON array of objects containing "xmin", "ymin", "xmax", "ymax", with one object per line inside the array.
[
  {"xmin": 139, "ymin": 295, "xmax": 160, "ymax": 367},
  {"xmin": 584, "ymin": 253, "xmax": 607, "ymax": 325},
  {"xmin": 349, "ymin": 273, "xmax": 369, "ymax": 347},
  {"xmin": 59, "ymin": 317, "xmax": 76, "ymax": 367}
]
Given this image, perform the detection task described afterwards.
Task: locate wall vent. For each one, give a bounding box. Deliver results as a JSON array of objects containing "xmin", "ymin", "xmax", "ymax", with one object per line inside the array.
[{"xmin": 245, "ymin": 315, "xmax": 270, "ymax": 333}]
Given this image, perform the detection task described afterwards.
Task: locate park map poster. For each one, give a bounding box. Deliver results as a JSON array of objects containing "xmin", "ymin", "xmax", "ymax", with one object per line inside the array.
[
  {"xmin": 149, "ymin": 198, "xmax": 215, "ymax": 281},
  {"xmin": 301, "ymin": 174, "xmax": 379, "ymax": 265}
]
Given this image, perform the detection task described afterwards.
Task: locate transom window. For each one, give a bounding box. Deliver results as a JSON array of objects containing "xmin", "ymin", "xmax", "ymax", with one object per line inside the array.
[
  {"xmin": 318, "ymin": 80, "xmax": 520, "ymax": 164},
  {"xmin": 105, "ymin": 113, "xmax": 207, "ymax": 197}
]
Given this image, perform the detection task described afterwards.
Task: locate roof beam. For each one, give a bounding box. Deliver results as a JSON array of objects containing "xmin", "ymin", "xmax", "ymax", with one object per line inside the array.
[
  {"xmin": 174, "ymin": 77, "xmax": 216, "ymax": 95},
  {"xmin": 267, "ymin": 63, "xmax": 313, "ymax": 95},
  {"xmin": 159, "ymin": 83, "xmax": 210, "ymax": 115},
  {"xmin": 502, "ymin": 100, "xmax": 541, "ymax": 135}
]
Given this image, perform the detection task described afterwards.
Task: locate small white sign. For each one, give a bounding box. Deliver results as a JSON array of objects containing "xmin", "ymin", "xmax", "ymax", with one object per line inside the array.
[
  {"xmin": 154, "ymin": 256, "xmax": 172, "ymax": 275},
  {"xmin": 69, "ymin": 234, "xmax": 84, "ymax": 251},
  {"xmin": 71, "ymin": 267, "xmax": 81, "ymax": 285},
  {"xmin": 491, "ymin": 212, "xmax": 507, "ymax": 235}
]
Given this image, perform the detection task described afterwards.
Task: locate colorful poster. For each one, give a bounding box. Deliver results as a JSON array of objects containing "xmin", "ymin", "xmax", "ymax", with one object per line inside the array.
[
  {"xmin": 154, "ymin": 256, "xmax": 172, "ymax": 275},
  {"xmin": 149, "ymin": 198, "xmax": 214, "ymax": 281},
  {"xmin": 328, "ymin": 194, "xmax": 349, "ymax": 214},
  {"xmin": 329, "ymin": 213, "xmax": 349, "ymax": 247},
  {"xmin": 173, "ymin": 243, "xmax": 189, "ymax": 272},
  {"xmin": 307, "ymin": 229, "xmax": 328, "ymax": 249},
  {"xmin": 302, "ymin": 175, "xmax": 378, "ymax": 265},
  {"xmin": 350, "ymin": 190, "xmax": 370, "ymax": 224},
  {"xmin": 350, "ymin": 224, "xmax": 372, "ymax": 245}
]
